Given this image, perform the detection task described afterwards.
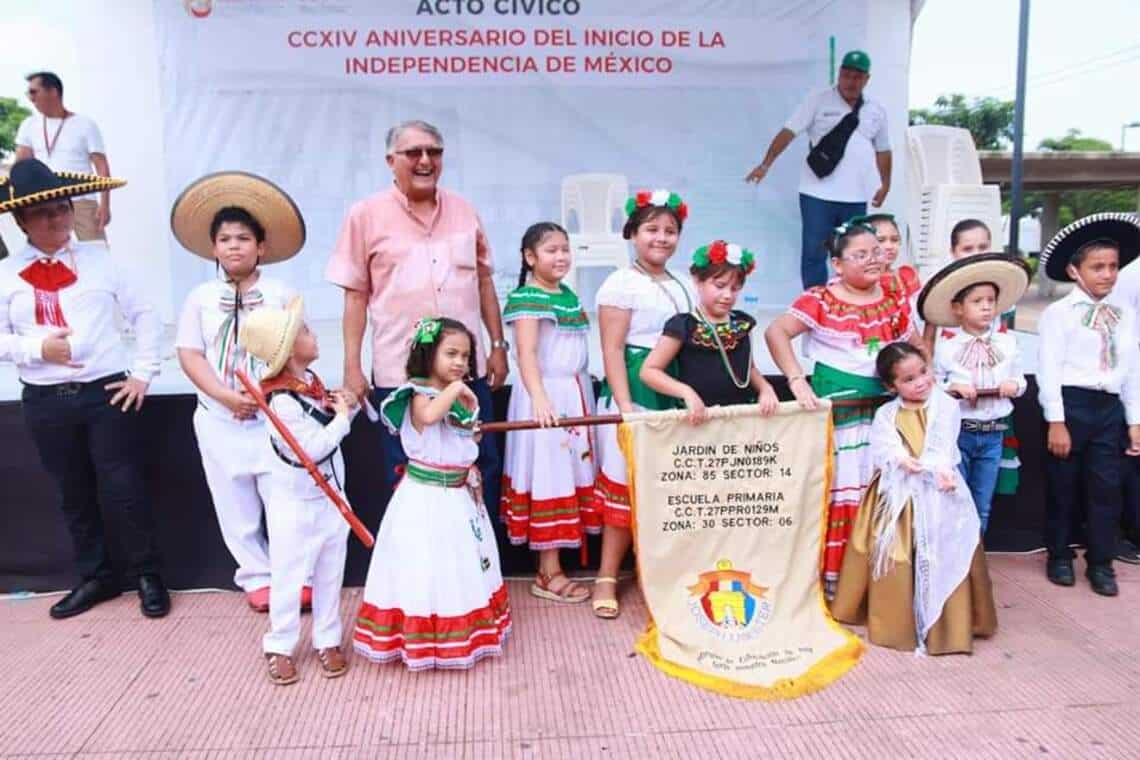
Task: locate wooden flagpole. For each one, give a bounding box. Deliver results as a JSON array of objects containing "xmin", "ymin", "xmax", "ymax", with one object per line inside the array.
[{"xmin": 477, "ymin": 389, "xmax": 1001, "ymax": 434}]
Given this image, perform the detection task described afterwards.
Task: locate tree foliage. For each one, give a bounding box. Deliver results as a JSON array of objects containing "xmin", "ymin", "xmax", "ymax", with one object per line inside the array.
[
  {"xmin": 0, "ymin": 97, "xmax": 31, "ymax": 158},
  {"xmin": 909, "ymin": 94, "xmax": 1016, "ymax": 150}
]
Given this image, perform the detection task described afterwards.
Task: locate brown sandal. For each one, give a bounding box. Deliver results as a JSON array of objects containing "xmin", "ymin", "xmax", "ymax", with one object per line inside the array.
[
  {"xmin": 317, "ymin": 646, "xmax": 348, "ymax": 679},
  {"xmin": 265, "ymin": 653, "xmax": 299, "ymax": 685},
  {"xmin": 530, "ymin": 571, "xmax": 590, "ymax": 604}
]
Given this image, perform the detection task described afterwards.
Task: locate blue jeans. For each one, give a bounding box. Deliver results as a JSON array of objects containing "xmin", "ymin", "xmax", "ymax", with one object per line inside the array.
[
  {"xmin": 799, "ymin": 193, "xmax": 867, "ymax": 288},
  {"xmin": 957, "ymin": 428, "xmax": 1003, "ymax": 535},
  {"xmin": 371, "ymin": 377, "xmax": 501, "ymax": 514}
]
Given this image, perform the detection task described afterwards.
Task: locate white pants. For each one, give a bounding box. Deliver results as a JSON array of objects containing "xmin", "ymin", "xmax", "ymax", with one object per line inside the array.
[
  {"xmin": 192, "ymin": 407, "xmax": 274, "ymax": 591},
  {"xmin": 262, "ymin": 492, "xmax": 349, "ymax": 655}
]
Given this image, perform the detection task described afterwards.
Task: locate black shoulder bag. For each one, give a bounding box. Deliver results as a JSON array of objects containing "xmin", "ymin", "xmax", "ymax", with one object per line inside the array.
[{"xmin": 806, "ymin": 96, "xmax": 864, "ymax": 179}]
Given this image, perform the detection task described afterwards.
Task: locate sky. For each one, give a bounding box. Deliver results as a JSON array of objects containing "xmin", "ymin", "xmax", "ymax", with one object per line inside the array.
[
  {"xmin": 2, "ymin": 1, "xmax": 1138, "ymax": 151},
  {"xmin": 910, "ymin": 0, "xmax": 1140, "ymax": 151}
]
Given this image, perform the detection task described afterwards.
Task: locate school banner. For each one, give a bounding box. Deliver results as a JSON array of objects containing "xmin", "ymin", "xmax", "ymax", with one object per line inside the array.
[
  {"xmin": 153, "ymin": 0, "xmax": 911, "ymax": 324},
  {"xmin": 619, "ymin": 402, "xmax": 863, "ymax": 699}
]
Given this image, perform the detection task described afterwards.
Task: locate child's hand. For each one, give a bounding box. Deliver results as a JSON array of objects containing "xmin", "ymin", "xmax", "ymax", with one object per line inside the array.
[
  {"xmin": 223, "ymin": 389, "xmax": 259, "ymax": 420},
  {"xmin": 335, "ymin": 388, "xmax": 359, "ymax": 409},
  {"xmin": 757, "ymin": 384, "xmax": 779, "ymax": 417},
  {"xmin": 683, "ymin": 389, "xmax": 708, "ymax": 425},
  {"xmin": 788, "ymin": 376, "xmax": 819, "ymax": 410},
  {"xmin": 1127, "ymin": 425, "xmax": 1140, "ymax": 457},
  {"xmin": 532, "ymin": 396, "xmax": 560, "ymax": 428},
  {"xmin": 450, "ymin": 380, "xmax": 478, "ymax": 410},
  {"xmin": 1047, "ymin": 421, "xmax": 1072, "ymax": 459},
  {"xmin": 901, "ymin": 457, "xmax": 923, "ymax": 474},
  {"xmin": 949, "ymin": 383, "xmax": 977, "ymax": 404},
  {"xmin": 330, "ymin": 392, "xmax": 350, "ymax": 417},
  {"xmin": 936, "ymin": 469, "xmax": 957, "ymax": 492},
  {"xmin": 998, "ymin": 380, "xmax": 1020, "ymax": 399}
]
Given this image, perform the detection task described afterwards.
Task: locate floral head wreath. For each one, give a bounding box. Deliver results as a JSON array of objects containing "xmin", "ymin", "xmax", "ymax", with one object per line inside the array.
[
  {"xmin": 412, "ymin": 317, "xmax": 442, "ymax": 345},
  {"xmin": 691, "ymin": 240, "xmax": 756, "ymax": 275},
  {"xmin": 625, "ymin": 188, "xmax": 689, "ymax": 222}
]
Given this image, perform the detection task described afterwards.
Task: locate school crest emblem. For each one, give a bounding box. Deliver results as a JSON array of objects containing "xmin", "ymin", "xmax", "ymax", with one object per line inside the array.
[{"xmin": 687, "ymin": 559, "xmax": 772, "ymax": 641}]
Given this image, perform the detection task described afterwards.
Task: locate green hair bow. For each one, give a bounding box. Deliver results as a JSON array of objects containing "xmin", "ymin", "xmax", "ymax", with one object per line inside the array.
[{"xmin": 413, "ymin": 317, "xmax": 442, "ymax": 345}]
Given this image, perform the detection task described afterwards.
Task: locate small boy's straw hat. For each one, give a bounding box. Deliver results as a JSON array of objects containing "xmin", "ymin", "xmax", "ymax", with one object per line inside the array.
[
  {"xmin": 238, "ymin": 296, "xmax": 304, "ymax": 380},
  {"xmin": 918, "ymin": 253, "xmax": 1031, "ymax": 328},
  {"xmin": 1038, "ymin": 212, "xmax": 1140, "ymax": 282},
  {"xmin": 170, "ymin": 171, "xmax": 306, "ymax": 263}
]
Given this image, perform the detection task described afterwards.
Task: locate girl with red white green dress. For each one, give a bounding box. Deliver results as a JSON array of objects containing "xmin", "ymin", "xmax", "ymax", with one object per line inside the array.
[
  {"xmin": 354, "ymin": 318, "xmax": 510, "ymax": 670},
  {"xmin": 500, "ymin": 222, "xmax": 597, "ymax": 604},
  {"xmin": 592, "ymin": 189, "xmax": 692, "ymax": 619},
  {"xmin": 765, "ymin": 219, "xmax": 921, "ymax": 599}
]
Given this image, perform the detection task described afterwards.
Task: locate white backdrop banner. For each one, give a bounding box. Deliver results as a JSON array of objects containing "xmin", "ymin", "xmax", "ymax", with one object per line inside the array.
[{"xmin": 154, "ymin": 0, "xmax": 911, "ymax": 321}]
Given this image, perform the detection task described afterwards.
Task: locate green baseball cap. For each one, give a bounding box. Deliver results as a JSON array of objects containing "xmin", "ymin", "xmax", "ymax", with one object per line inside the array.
[{"xmin": 841, "ymin": 50, "xmax": 871, "ymax": 73}]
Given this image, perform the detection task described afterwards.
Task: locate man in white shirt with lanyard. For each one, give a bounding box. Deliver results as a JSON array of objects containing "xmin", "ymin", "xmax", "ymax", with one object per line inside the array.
[
  {"xmin": 746, "ymin": 50, "xmax": 892, "ymax": 289},
  {"xmin": 0, "ymin": 159, "xmax": 169, "ymax": 619},
  {"xmin": 14, "ymin": 72, "xmax": 112, "ymax": 242}
]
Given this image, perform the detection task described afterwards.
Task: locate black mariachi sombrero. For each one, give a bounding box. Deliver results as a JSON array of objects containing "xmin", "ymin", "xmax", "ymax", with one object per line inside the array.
[
  {"xmin": 1038, "ymin": 212, "xmax": 1140, "ymax": 282},
  {"xmin": 917, "ymin": 253, "xmax": 1031, "ymax": 327},
  {"xmin": 0, "ymin": 158, "xmax": 126, "ymax": 215}
]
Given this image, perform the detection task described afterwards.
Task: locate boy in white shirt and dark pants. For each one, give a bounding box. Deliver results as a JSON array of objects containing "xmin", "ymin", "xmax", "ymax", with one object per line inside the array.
[
  {"xmin": 0, "ymin": 159, "xmax": 168, "ymax": 618},
  {"xmin": 1036, "ymin": 214, "xmax": 1140, "ymax": 596}
]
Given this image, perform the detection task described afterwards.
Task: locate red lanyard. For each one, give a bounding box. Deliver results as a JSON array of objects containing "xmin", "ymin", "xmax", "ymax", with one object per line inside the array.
[{"xmin": 43, "ymin": 115, "xmax": 68, "ymax": 157}]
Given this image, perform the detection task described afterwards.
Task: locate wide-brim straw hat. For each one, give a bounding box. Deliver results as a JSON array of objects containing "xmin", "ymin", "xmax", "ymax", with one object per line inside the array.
[
  {"xmin": 238, "ymin": 295, "xmax": 304, "ymax": 380},
  {"xmin": 170, "ymin": 171, "xmax": 305, "ymax": 263},
  {"xmin": 918, "ymin": 253, "xmax": 1031, "ymax": 327},
  {"xmin": 0, "ymin": 158, "xmax": 125, "ymax": 214},
  {"xmin": 1038, "ymin": 212, "xmax": 1140, "ymax": 282}
]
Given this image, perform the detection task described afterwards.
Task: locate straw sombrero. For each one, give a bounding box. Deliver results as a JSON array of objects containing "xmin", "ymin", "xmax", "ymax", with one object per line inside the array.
[
  {"xmin": 170, "ymin": 171, "xmax": 305, "ymax": 263},
  {"xmin": 0, "ymin": 159, "xmax": 125, "ymax": 214},
  {"xmin": 1038, "ymin": 212, "xmax": 1140, "ymax": 282},
  {"xmin": 238, "ymin": 296, "xmax": 304, "ymax": 380},
  {"xmin": 917, "ymin": 253, "xmax": 1031, "ymax": 327}
]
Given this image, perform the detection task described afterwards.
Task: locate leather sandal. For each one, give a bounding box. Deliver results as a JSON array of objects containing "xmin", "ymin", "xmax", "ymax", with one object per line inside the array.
[
  {"xmin": 317, "ymin": 646, "xmax": 348, "ymax": 678},
  {"xmin": 592, "ymin": 577, "xmax": 620, "ymax": 619},
  {"xmin": 530, "ymin": 571, "xmax": 590, "ymax": 604},
  {"xmin": 265, "ymin": 653, "xmax": 299, "ymax": 686}
]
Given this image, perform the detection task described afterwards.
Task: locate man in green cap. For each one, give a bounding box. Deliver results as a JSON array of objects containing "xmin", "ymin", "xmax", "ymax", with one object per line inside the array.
[{"xmin": 746, "ymin": 49, "xmax": 893, "ymax": 288}]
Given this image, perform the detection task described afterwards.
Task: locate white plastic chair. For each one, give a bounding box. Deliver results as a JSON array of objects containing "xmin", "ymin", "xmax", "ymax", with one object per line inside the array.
[
  {"xmin": 560, "ymin": 173, "xmax": 630, "ymax": 295},
  {"xmin": 911, "ymin": 184, "xmax": 1003, "ymax": 281},
  {"xmin": 907, "ymin": 126, "xmax": 984, "ymax": 187},
  {"xmin": 905, "ymin": 126, "xmax": 1001, "ymax": 279}
]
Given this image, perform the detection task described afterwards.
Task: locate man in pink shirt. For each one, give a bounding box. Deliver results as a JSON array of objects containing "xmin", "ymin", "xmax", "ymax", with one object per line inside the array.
[{"xmin": 326, "ymin": 119, "xmax": 509, "ymax": 512}]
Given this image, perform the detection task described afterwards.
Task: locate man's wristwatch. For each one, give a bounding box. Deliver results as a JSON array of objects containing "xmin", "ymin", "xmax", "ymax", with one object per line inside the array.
[{"xmin": 491, "ymin": 338, "xmax": 510, "ymax": 351}]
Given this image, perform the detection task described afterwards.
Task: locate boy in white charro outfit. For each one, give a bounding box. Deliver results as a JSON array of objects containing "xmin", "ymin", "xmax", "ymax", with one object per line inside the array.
[
  {"xmin": 172, "ymin": 172, "xmax": 307, "ymax": 612},
  {"xmin": 239, "ymin": 296, "xmax": 358, "ymax": 685}
]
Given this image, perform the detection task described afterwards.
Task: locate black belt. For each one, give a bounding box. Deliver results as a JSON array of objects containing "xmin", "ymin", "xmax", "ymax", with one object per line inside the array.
[
  {"xmin": 21, "ymin": 372, "xmax": 126, "ymax": 399},
  {"xmin": 961, "ymin": 418, "xmax": 1007, "ymax": 433}
]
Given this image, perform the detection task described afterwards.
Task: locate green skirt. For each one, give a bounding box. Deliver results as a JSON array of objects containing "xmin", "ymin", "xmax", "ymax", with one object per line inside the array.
[{"xmin": 598, "ymin": 345, "xmax": 680, "ymax": 412}]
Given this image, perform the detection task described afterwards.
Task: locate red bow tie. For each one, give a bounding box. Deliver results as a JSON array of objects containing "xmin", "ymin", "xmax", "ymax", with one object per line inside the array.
[{"xmin": 19, "ymin": 258, "xmax": 77, "ymax": 292}]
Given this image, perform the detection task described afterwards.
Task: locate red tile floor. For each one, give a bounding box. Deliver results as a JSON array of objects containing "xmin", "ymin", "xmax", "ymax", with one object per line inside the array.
[{"xmin": 2, "ymin": 554, "xmax": 1137, "ymax": 759}]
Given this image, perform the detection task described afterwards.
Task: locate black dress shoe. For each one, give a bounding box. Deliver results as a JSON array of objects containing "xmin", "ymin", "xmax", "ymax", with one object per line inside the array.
[
  {"xmin": 138, "ymin": 574, "xmax": 171, "ymax": 618},
  {"xmin": 1046, "ymin": 558, "xmax": 1075, "ymax": 587},
  {"xmin": 49, "ymin": 578, "xmax": 121, "ymax": 620},
  {"xmin": 1087, "ymin": 566, "xmax": 1119, "ymax": 597},
  {"xmin": 1116, "ymin": 539, "xmax": 1140, "ymax": 565}
]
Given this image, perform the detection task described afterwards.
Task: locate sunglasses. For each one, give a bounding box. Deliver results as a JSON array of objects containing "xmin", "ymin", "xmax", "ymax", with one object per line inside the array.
[{"xmin": 393, "ymin": 146, "xmax": 444, "ymax": 160}]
